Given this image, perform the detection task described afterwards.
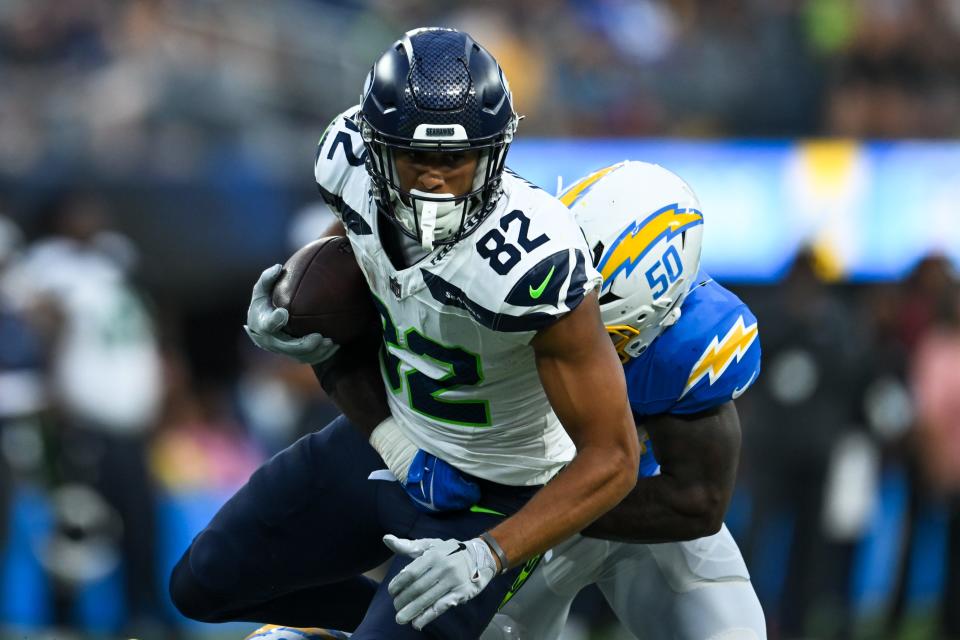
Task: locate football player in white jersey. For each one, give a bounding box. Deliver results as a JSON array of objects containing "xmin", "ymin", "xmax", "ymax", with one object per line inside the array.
[
  {"xmin": 243, "ymin": 162, "xmax": 767, "ymax": 640},
  {"xmin": 170, "ymin": 28, "xmax": 640, "ymax": 638}
]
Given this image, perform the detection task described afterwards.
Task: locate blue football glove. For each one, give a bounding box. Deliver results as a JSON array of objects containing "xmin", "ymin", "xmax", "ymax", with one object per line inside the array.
[
  {"xmin": 370, "ymin": 418, "xmax": 480, "ymax": 513},
  {"xmin": 404, "ymin": 449, "xmax": 481, "ymax": 513}
]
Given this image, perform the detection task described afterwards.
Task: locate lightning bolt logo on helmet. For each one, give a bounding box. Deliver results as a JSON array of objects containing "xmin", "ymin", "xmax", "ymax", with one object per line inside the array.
[
  {"xmin": 681, "ymin": 315, "xmax": 759, "ymax": 398},
  {"xmin": 597, "ymin": 204, "xmax": 704, "ymax": 292},
  {"xmin": 565, "ymin": 161, "xmax": 706, "ymax": 360},
  {"xmin": 559, "ymin": 163, "xmax": 625, "ymax": 209}
]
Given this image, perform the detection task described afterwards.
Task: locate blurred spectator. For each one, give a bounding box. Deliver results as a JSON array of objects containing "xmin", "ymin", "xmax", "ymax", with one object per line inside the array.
[
  {"xmin": 854, "ymin": 284, "xmax": 913, "ymax": 449},
  {"xmin": 0, "ymin": 0, "xmax": 957, "ymax": 189},
  {"xmin": 235, "ymin": 347, "xmax": 340, "ymax": 456},
  {"xmin": 912, "ymin": 290, "xmax": 960, "ymax": 495},
  {"xmin": 898, "ymin": 256, "xmax": 958, "ymax": 350},
  {"xmin": 910, "ymin": 285, "xmax": 960, "ymax": 638},
  {"xmin": 848, "ymin": 282, "xmax": 916, "ymax": 635},
  {"xmin": 824, "ymin": 0, "xmax": 960, "ymax": 138},
  {"xmin": 2, "ymin": 192, "xmax": 165, "ymax": 633},
  {"xmin": 0, "ymin": 213, "xmax": 48, "ymax": 582},
  {"xmin": 151, "ymin": 351, "xmax": 263, "ymax": 493},
  {"xmin": 741, "ymin": 249, "xmax": 863, "ymax": 639}
]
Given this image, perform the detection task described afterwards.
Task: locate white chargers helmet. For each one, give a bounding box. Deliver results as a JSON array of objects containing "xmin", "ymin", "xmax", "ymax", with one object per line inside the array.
[{"xmin": 561, "ymin": 161, "xmax": 704, "ymax": 360}]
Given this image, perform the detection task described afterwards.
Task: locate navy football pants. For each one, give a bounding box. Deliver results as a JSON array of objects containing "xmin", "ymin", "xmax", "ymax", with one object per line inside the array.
[{"xmin": 169, "ymin": 416, "xmax": 539, "ymax": 638}]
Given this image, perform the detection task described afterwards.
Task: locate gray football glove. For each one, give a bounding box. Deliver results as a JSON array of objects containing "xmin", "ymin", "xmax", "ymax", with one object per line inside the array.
[
  {"xmin": 384, "ymin": 534, "xmax": 499, "ymax": 630},
  {"xmin": 244, "ymin": 264, "xmax": 340, "ymax": 365}
]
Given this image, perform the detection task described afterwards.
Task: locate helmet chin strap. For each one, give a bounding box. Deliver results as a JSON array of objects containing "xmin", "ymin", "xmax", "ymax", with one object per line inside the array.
[{"xmin": 409, "ymin": 189, "xmax": 458, "ymax": 251}]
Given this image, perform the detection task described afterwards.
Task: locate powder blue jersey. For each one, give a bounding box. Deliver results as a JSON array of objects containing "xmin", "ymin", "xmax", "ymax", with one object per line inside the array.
[{"xmin": 624, "ymin": 271, "xmax": 761, "ymax": 476}]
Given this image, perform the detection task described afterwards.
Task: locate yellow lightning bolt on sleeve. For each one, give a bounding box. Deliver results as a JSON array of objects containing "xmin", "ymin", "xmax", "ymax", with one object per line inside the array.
[{"xmin": 682, "ymin": 316, "xmax": 759, "ymax": 398}]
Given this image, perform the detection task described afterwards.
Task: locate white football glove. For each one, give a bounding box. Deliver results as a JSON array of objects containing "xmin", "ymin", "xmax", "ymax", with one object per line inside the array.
[
  {"xmin": 384, "ymin": 534, "xmax": 499, "ymax": 630},
  {"xmin": 244, "ymin": 264, "xmax": 339, "ymax": 365}
]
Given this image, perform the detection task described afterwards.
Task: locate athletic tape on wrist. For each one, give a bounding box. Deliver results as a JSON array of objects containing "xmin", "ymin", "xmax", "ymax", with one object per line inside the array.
[
  {"xmin": 369, "ymin": 417, "xmax": 417, "ymax": 484},
  {"xmin": 480, "ymin": 531, "xmax": 509, "ymax": 573}
]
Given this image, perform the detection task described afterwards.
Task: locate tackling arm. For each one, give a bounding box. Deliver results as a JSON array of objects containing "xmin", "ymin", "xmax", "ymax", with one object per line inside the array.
[
  {"xmin": 581, "ymin": 401, "xmax": 742, "ymax": 543},
  {"xmin": 486, "ymin": 292, "xmax": 640, "ymax": 568}
]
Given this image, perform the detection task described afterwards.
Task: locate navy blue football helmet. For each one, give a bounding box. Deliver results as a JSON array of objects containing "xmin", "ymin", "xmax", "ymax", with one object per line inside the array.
[{"xmin": 358, "ymin": 28, "xmax": 518, "ymax": 250}]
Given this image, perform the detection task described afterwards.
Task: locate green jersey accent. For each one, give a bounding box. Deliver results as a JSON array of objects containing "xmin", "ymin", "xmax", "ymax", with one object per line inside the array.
[
  {"xmin": 376, "ymin": 298, "xmax": 491, "ymax": 427},
  {"xmin": 528, "ymin": 264, "xmax": 556, "ymax": 299},
  {"xmin": 498, "ymin": 554, "xmax": 543, "ymax": 610},
  {"xmin": 469, "ymin": 505, "xmax": 506, "ymax": 517}
]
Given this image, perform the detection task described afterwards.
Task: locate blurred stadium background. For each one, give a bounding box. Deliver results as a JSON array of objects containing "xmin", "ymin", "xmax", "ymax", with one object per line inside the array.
[{"xmin": 1, "ymin": 0, "xmax": 958, "ymax": 638}]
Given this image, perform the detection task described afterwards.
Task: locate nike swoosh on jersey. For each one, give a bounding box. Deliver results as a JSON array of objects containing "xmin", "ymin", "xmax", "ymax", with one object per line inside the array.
[
  {"xmin": 448, "ymin": 542, "xmax": 467, "ymax": 556},
  {"xmin": 529, "ymin": 265, "xmax": 556, "ymax": 299},
  {"xmin": 731, "ymin": 370, "xmax": 758, "ymax": 399}
]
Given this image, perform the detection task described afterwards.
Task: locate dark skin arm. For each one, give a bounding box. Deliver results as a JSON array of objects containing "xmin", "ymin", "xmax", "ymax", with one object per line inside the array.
[
  {"xmin": 487, "ymin": 292, "xmax": 640, "ymax": 568},
  {"xmin": 312, "ymin": 340, "xmax": 389, "ymax": 439},
  {"xmin": 581, "ymin": 401, "xmax": 742, "ymax": 543},
  {"xmin": 309, "ymin": 217, "xmax": 392, "ymax": 439}
]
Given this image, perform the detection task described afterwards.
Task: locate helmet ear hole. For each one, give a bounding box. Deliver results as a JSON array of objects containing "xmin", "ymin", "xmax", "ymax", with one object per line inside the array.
[
  {"xmin": 598, "ymin": 290, "xmax": 620, "ymax": 306},
  {"xmin": 624, "ymin": 334, "xmax": 650, "ymax": 358},
  {"xmin": 591, "ymin": 242, "xmax": 605, "ymax": 267}
]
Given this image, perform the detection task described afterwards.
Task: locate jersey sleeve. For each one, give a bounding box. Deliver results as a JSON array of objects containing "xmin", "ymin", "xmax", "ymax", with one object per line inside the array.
[
  {"xmin": 420, "ymin": 183, "xmax": 603, "ymax": 337},
  {"xmin": 672, "ymin": 307, "xmax": 760, "ymax": 414},
  {"xmin": 313, "ymin": 105, "xmax": 371, "ymax": 234},
  {"xmin": 490, "ymin": 193, "xmax": 602, "ymax": 333},
  {"xmin": 625, "ymin": 280, "xmax": 761, "ymax": 416}
]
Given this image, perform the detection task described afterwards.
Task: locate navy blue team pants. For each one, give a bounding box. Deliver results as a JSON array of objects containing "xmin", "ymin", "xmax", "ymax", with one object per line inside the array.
[{"xmin": 169, "ymin": 415, "xmax": 539, "ymax": 638}]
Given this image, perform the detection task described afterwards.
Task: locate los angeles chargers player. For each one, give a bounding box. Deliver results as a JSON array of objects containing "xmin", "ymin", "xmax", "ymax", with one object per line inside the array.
[
  {"xmin": 243, "ymin": 161, "xmax": 766, "ymax": 640},
  {"xmin": 479, "ymin": 160, "xmax": 766, "ymax": 639},
  {"xmin": 170, "ymin": 28, "xmax": 640, "ymax": 638}
]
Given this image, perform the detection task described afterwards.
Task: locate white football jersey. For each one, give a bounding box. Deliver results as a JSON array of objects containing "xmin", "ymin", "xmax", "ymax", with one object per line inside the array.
[{"xmin": 314, "ymin": 107, "xmax": 602, "ymax": 485}]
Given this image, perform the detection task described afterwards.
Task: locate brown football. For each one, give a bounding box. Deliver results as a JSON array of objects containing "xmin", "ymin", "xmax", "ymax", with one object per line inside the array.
[{"xmin": 271, "ymin": 236, "xmax": 379, "ymax": 344}]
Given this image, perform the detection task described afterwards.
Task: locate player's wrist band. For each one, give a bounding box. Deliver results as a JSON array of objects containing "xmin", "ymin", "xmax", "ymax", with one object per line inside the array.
[{"xmin": 480, "ymin": 531, "xmax": 509, "ymax": 573}]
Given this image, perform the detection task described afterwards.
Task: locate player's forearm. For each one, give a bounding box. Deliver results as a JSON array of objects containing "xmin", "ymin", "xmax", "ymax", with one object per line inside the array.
[
  {"xmin": 487, "ymin": 444, "xmax": 637, "ymax": 569},
  {"xmin": 307, "ymin": 219, "xmax": 386, "ymax": 439},
  {"xmin": 583, "ymin": 406, "xmax": 741, "ymax": 542},
  {"xmin": 581, "ymin": 474, "xmax": 728, "ymax": 543},
  {"xmin": 313, "ymin": 342, "xmax": 390, "ymax": 439},
  {"xmin": 487, "ymin": 292, "xmax": 639, "ymax": 566}
]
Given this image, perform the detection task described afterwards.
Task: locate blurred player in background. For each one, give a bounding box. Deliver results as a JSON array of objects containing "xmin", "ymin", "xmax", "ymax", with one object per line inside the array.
[
  {"xmin": 0, "ymin": 215, "xmax": 38, "ymax": 570},
  {"xmin": 245, "ymin": 161, "xmax": 766, "ymax": 639},
  {"xmin": 1, "ymin": 193, "xmax": 164, "ymax": 632},
  {"xmin": 171, "ymin": 27, "xmax": 640, "ymax": 638}
]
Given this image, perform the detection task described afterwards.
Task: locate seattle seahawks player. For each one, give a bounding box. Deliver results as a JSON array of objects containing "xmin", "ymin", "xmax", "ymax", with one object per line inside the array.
[
  {"xmin": 170, "ymin": 28, "xmax": 639, "ymax": 638},
  {"xmin": 241, "ymin": 162, "xmax": 767, "ymax": 640}
]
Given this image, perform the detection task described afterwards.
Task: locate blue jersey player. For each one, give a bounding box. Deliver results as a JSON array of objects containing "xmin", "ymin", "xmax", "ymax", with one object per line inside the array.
[{"xmin": 245, "ymin": 162, "xmax": 767, "ymax": 639}]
